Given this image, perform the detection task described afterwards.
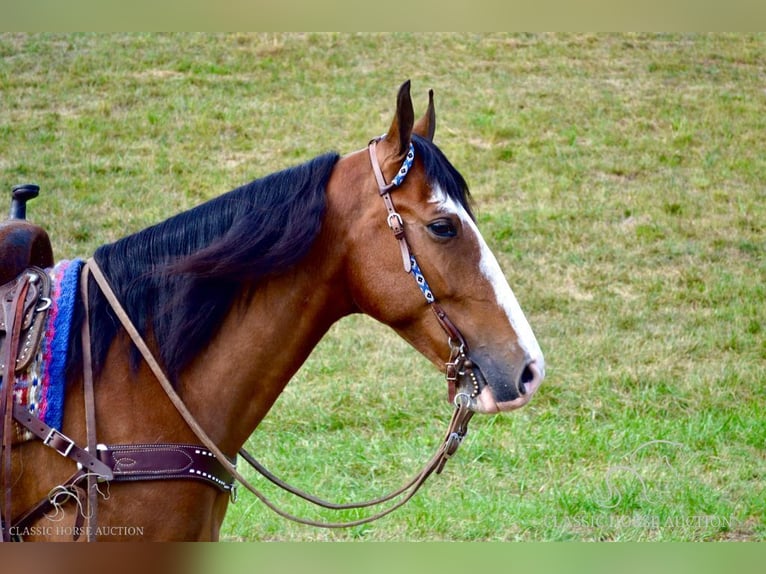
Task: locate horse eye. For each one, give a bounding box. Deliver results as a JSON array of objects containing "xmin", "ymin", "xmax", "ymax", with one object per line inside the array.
[{"xmin": 427, "ymin": 219, "xmax": 458, "ymax": 239}]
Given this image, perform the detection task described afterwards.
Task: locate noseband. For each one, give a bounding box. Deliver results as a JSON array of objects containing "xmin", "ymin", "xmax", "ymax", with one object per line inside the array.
[{"xmin": 368, "ymin": 138, "xmax": 480, "ymax": 405}]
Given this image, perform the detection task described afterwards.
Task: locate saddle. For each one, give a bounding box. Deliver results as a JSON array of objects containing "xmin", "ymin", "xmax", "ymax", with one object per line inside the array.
[
  {"xmin": 0, "ymin": 185, "xmax": 54, "ymax": 374},
  {"xmin": 0, "ymin": 185, "xmax": 54, "ymax": 285}
]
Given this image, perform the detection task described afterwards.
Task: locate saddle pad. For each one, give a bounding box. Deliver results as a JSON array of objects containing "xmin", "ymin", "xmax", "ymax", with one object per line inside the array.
[{"xmin": 10, "ymin": 259, "xmax": 83, "ymax": 443}]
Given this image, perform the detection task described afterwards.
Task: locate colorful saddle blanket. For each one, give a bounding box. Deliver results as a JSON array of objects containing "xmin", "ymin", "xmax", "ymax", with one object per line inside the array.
[{"xmin": 5, "ymin": 259, "xmax": 83, "ymax": 443}]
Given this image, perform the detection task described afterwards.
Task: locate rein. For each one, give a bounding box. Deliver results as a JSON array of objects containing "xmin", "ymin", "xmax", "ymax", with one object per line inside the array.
[
  {"xmin": 3, "ymin": 137, "xmax": 479, "ymax": 539},
  {"xmin": 83, "ymin": 257, "xmax": 475, "ymax": 529}
]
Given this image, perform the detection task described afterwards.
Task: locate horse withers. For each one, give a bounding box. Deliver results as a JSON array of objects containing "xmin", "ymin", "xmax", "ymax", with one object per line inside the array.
[{"xmin": 5, "ymin": 81, "xmax": 544, "ymax": 541}]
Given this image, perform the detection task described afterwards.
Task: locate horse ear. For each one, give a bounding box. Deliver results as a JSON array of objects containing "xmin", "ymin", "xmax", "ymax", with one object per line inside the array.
[
  {"xmin": 413, "ymin": 89, "xmax": 436, "ymax": 141},
  {"xmin": 385, "ymin": 80, "xmax": 414, "ymax": 157}
]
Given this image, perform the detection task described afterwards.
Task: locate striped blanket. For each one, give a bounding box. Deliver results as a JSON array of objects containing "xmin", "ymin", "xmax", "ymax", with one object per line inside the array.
[{"xmin": 8, "ymin": 259, "xmax": 83, "ymax": 443}]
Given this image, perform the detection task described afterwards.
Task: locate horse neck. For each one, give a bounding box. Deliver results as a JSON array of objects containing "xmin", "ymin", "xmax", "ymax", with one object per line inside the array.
[
  {"xmin": 89, "ymin": 153, "xmax": 365, "ymax": 457},
  {"xmin": 173, "ymin": 212, "xmax": 355, "ymax": 456}
]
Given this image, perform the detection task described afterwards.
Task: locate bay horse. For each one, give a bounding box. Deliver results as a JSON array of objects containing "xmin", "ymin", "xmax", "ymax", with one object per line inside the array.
[{"xmin": 5, "ymin": 81, "xmax": 544, "ymax": 541}]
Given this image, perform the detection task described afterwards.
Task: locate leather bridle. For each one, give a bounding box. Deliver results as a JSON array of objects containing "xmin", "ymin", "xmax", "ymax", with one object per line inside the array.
[
  {"xmin": 368, "ymin": 137, "xmax": 481, "ymax": 404},
  {"xmin": 4, "ymin": 136, "xmax": 480, "ymax": 539}
]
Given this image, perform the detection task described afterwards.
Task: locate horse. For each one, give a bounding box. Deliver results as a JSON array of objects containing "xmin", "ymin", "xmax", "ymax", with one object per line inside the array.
[{"xmin": 4, "ymin": 81, "xmax": 544, "ymax": 541}]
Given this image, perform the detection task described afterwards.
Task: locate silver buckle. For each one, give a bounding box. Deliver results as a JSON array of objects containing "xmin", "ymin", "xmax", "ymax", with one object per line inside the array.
[{"xmin": 43, "ymin": 428, "xmax": 75, "ymax": 457}]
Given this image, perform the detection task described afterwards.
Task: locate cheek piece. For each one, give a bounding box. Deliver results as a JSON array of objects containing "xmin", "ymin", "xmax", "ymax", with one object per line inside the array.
[{"xmin": 367, "ymin": 138, "xmax": 480, "ymax": 405}]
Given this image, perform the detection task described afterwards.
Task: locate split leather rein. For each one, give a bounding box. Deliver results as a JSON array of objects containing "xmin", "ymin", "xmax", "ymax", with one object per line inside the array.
[{"xmin": 3, "ymin": 137, "xmax": 479, "ymax": 541}]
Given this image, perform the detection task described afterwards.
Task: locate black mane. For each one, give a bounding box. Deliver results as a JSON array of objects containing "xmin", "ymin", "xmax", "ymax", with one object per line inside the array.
[{"xmin": 84, "ymin": 152, "xmax": 339, "ymax": 380}]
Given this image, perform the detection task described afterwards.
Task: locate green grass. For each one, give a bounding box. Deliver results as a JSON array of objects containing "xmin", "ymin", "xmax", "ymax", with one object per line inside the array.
[{"xmin": 1, "ymin": 33, "xmax": 764, "ymax": 541}]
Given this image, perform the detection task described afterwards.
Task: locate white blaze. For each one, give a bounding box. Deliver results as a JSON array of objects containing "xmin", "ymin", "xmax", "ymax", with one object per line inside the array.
[{"xmin": 431, "ymin": 187, "xmax": 545, "ymax": 375}]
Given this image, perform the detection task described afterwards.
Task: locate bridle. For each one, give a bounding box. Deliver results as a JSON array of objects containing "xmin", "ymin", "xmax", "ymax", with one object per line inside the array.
[
  {"xmin": 368, "ymin": 136, "xmax": 481, "ymax": 404},
  {"xmin": 5, "ymin": 136, "xmax": 480, "ymax": 539}
]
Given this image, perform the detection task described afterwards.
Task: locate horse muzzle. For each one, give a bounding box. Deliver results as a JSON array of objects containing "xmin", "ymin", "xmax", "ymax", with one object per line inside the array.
[{"xmin": 465, "ymin": 358, "xmax": 545, "ymax": 414}]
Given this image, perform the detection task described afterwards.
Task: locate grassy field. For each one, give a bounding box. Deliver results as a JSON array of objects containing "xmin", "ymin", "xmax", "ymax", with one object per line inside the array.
[{"xmin": 1, "ymin": 33, "xmax": 764, "ymax": 541}]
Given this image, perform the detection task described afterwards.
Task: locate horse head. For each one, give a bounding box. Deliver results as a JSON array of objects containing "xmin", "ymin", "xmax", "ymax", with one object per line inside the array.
[{"xmin": 337, "ymin": 81, "xmax": 545, "ymax": 414}]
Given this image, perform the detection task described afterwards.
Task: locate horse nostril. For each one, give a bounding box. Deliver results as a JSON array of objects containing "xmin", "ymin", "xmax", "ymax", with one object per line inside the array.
[
  {"xmin": 522, "ymin": 365, "xmax": 534, "ymax": 384},
  {"xmin": 518, "ymin": 361, "xmax": 542, "ymax": 396},
  {"xmin": 518, "ymin": 365, "xmax": 532, "ymax": 395}
]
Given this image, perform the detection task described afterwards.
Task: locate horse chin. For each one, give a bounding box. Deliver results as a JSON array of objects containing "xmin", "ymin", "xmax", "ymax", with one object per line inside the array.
[
  {"xmin": 468, "ymin": 386, "xmax": 529, "ymax": 414},
  {"xmin": 469, "ymin": 374, "xmax": 543, "ymax": 414}
]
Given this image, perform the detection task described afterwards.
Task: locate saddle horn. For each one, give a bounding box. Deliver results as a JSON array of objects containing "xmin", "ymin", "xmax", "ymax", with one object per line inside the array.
[{"xmin": 10, "ymin": 184, "xmax": 40, "ymax": 220}]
